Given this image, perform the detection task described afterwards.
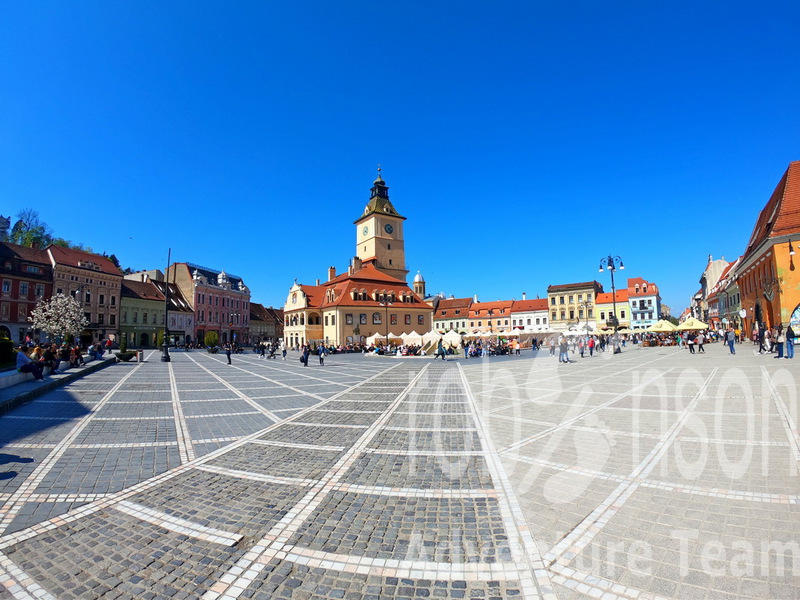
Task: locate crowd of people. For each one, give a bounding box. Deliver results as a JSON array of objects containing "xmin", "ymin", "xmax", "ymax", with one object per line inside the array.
[{"xmin": 14, "ymin": 340, "xmax": 109, "ymax": 382}]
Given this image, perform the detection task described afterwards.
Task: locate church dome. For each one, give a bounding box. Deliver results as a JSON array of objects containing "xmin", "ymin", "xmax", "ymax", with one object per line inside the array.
[{"xmin": 414, "ymin": 271, "xmax": 425, "ymax": 283}]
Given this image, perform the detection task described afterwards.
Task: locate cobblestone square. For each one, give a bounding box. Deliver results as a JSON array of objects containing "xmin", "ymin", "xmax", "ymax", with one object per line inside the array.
[{"xmin": 1, "ymin": 344, "xmax": 798, "ymax": 599}]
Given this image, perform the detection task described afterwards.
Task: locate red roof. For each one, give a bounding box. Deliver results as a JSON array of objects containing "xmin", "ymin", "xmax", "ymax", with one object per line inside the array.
[
  {"xmin": 627, "ymin": 277, "xmax": 659, "ymax": 297},
  {"xmin": 469, "ymin": 300, "xmax": 514, "ymax": 318},
  {"xmin": 327, "ymin": 263, "xmax": 406, "ymax": 286},
  {"xmin": 595, "ymin": 289, "xmax": 629, "ymax": 305},
  {"xmin": 511, "ymin": 298, "xmax": 549, "ymax": 312},
  {"xmin": 743, "ymin": 161, "xmax": 800, "ymax": 259},
  {"xmin": 47, "ymin": 245, "xmax": 123, "ymax": 276},
  {"xmin": 434, "ymin": 298, "xmax": 473, "ymax": 318},
  {"xmin": 548, "ymin": 281, "xmax": 603, "ymax": 293}
]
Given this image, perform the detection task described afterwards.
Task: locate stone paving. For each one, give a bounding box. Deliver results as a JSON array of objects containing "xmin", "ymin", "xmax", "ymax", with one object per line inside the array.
[{"xmin": 0, "ymin": 343, "xmax": 798, "ymax": 599}]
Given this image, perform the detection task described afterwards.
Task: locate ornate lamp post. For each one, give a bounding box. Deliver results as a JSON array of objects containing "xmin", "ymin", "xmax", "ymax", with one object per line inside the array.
[
  {"xmin": 579, "ymin": 299, "xmax": 593, "ymax": 335},
  {"xmin": 380, "ymin": 299, "xmax": 393, "ymax": 350},
  {"xmin": 598, "ymin": 254, "xmax": 624, "ymax": 332}
]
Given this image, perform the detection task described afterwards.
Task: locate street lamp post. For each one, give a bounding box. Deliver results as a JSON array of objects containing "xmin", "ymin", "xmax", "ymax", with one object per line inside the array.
[
  {"xmin": 161, "ymin": 249, "xmax": 172, "ymax": 362},
  {"xmin": 598, "ymin": 254, "xmax": 624, "ymax": 332},
  {"xmin": 579, "ymin": 299, "xmax": 593, "ymax": 335}
]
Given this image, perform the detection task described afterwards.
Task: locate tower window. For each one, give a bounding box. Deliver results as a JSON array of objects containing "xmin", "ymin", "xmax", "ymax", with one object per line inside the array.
[
  {"xmin": 388, "ymin": 244, "xmax": 391, "ymax": 250},
  {"xmin": 389, "ymin": 260, "xmax": 392, "ymax": 265}
]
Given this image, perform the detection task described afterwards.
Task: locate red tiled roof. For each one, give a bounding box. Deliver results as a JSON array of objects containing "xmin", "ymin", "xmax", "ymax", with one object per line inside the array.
[
  {"xmin": 469, "ymin": 300, "xmax": 514, "ymax": 318},
  {"xmin": 434, "ymin": 298, "xmax": 472, "ymax": 318},
  {"xmin": 511, "ymin": 298, "xmax": 548, "ymax": 312},
  {"xmin": 47, "ymin": 245, "xmax": 123, "ymax": 276},
  {"xmin": 743, "ymin": 161, "xmax": 800, "ymax": 259},
  {"xmin": 121, "ymin": 279, "xmax": 164, "ymax": 301},
  {"xmin": 0, "ymin": 241, "xmax": 51, "ymax": 265},
  {"xmin": 626, "ymin": 277, "xmax": 659, "ymax": 297},
  {"xmin": 595, "ymin": 290, "xmax": 629, "ymax": 305},
  {"xmin": 327, "ymin": 263, "xmax": 406, "ymax": 286}
]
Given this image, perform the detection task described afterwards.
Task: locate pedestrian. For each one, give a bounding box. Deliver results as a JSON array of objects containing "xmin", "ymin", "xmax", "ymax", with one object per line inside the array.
[
  {"xmin": 558, "ymin": 338, "xmax": 571, "ymax": 363},
  {"xmin": 697, "ymin": 332, "xmax": 705, "ymax": 353},
  {"xmin": 433, "ymin": 339, "xmax": 446, "ymax": 361},
  {"xmin": 301, "ymin": 345, "xmax": 310, "ymax": 366},
  {"xmin": 260, "ymin": 343, "xmax": 266, "ymax": 359},
  {"xmin": 786, "ymin": 325, "xmax": 795, "ymax": 359},
  {"xmin": 281, "ymin": 342, "xmax": 287, "ymax": 360},
  {"xmin": 16, "ymin": 346, "xmax": 45, "ymax": 381},
  {"xmin": 775, "ymin": 326, "xmax": 785, "ymax": 359},
  {"xmin": 725, "ymin": 328, "xmax": 736, "ymax": 355},
  {"xmin": 687, "ymin": 334, "xmax": 696, "ymax": 354},
  {"xmin": 318, "ymin": 345, "xmax": 325, "ymax": 366},
  {"xmin": 578, "ymin": 337, "xmax": 585, "ymax": 358},
  {"xmin": 588, "ymin": 336, "xmax": 595, "ymax": 357},
  {"xmin": 225, "ymin": 343, "xmax": 232, "ymax": 365},
  {"xmin": 549, "ymin": 338, "xmax": 556, "ymax": 356}
]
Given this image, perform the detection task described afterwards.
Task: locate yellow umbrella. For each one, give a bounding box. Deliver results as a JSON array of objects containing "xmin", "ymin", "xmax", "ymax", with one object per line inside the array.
[
  {"xmin": 646, "ymin": 320, "xmax": 678, "ymax": 332},
  {"xmin": 677, "ymin": 317, "xmax": 709, "ymax": 331}
]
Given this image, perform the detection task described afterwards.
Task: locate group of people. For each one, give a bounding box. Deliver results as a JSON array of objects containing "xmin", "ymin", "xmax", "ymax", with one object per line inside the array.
[
  {"xmin": 754, "ymin": 324, "xmax": 796, "ymax": 358},
  {"xmin": 15, "ymin": 342, "xmax": 104, "ymax": 382},
  {"xmin": 255, "ymin": 341, "xmax": 286, "ymax": 360}
]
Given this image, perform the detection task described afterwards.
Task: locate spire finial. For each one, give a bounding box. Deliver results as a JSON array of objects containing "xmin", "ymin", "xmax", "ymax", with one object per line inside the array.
[{"xmin": 377, "ymin": 163, "xmax": 381, "ymax": 177}]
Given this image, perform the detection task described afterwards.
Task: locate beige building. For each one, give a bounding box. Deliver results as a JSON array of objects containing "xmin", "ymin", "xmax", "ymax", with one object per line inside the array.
[
  {"xmin": 284, "ymin": 173, "xmax": 432, "ymax": 347},
  {"xmin": 546, "ymin": 281, "xmax": 603, "ymax": 332},
  {"xmin": 48, "ymin": 246, "xmax": 123, "ymax": 344}
]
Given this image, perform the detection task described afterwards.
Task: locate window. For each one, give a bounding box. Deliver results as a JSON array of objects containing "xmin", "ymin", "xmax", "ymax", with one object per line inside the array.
[
  {"xmin": 20, "ymin": 282, "xmax": 29, "ymax": 296},
  {"xmin": 143, "ymin": 313, "xmax": 148, "ymax": 324},
  {"xmin": 560, "ymin": 310, "xmax": 565, "ymax": 320},
  {"xmin": 579, "ymin": 309, "xmax": 584, "ymax": 318},
  {"xmin": 36, "ymin": 284, "xmax": 44, "ymax": 297},
  {"xmin": 418, "ymin": 315, "xmax": 425, "ymax": 325},
  {"xmin": 25, "ymin": 265, "xmax": 40, "ymax": 274},
  {"xmin": 551, "ymin": 297, "xmax": 556, "ymax": 305},
  {"xmin": 373, "ymin": 312, "xmax": 382, "ymax": 324},
  {"xmin": 325, "ymin": 316, "xmax": 329, "ymax": 326},
  {"xmin": 99, "ymin": 294, "xmax": 105, "ymax": 305},
  {"xmin": 1, "ymin": 280, "xmax": 9, "ymax": 294},
  {"xmin": 621, "ymin": 310, "xmax": 626, "ymax": 319},
  {"xmin": 647, "ymin": 299, "xmax": 652, "ymax": 306},
  {"xmin": 569, "ymin": 310, "xmax": 575, "ymax": 319},
  {"xmin": 588, "ymin": 309, "xmax": 593, "ymax": 318},
  {"xmin": 569, "ymin": 295, "xmax": 574, "ymax": 303},
  {"xmin": 111, "ymin": 296, "xmax": 115, "ymax": 306},
  {"xmin": 559, "ymin": 296, "xmax": 565, "ymax": 304},
  {"xmin": 346, "ymin": 314, "xmax": 353, "ymax": 325},
  {"xmin": 551, "ymin": 311, "xmax": 556, "ymax": 320},
  {"xmin": 600, "ymin": 311, "xmax": 606, "ymax": 320},
  {"xmin": 133, "ymin": 312, "xmax": 138, "ymax": 323},
  {"xmin": 405, "ymin": 314, "xmax": 411, "ymax": 325},
  {"xmin": 85, "ymin": 291, "xmax": 91, "ymax": 304},
  {"xmin": 578, "ymin": 294, "xmax": 583, "ymax": 302},
  {"xmin": 98, "ymin": 314, "xmax": 104, "ymax": 325},
  {"xmin": 535, "ymin": 318, "xmax": 540, "ymax": 325},
  {"xmin": 390, "ymin": 314, "xmax": 397, "ymax": 325},
  {"xmin": 360, "ymin": 314, "xmax": 367, "ymax": 325}
]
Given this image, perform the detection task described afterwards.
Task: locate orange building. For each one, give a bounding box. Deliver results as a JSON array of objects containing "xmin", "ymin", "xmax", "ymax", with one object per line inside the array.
[{"xmin": 737, "ymin": 161, "xmax": 800, "ymax": 333}]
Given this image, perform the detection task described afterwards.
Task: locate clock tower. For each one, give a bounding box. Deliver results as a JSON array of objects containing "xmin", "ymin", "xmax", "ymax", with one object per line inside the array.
[{"xmin": 353, "ymin": 172, "xmax": 409, "ymax": 282}]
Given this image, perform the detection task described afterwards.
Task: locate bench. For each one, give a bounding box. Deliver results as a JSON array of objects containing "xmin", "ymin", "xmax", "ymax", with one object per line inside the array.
[{"xmin": 0, "ymin": 365, "xmax": 54, "ymax": 389}]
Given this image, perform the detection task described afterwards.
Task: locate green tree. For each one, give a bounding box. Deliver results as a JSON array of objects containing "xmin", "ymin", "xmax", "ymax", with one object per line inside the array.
[
  {"xmin": 204, "ymin": 331, "xmax": 219, "ymax": 347},
  {"xmin": 9, "ymin": 209, "xmax": 53, "ymax": 248}
]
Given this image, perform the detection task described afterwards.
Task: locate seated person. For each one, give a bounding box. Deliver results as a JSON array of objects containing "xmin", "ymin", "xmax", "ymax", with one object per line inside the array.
[{"xmin": 16, "ymin": 346, "xmax": 45, "ymax": 381}]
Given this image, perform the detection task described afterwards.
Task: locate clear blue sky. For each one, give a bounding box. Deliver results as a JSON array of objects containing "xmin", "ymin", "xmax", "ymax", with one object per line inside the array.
[{"xmin": 2, "ymin": 1, "xmax": 799, "ymax": 314}]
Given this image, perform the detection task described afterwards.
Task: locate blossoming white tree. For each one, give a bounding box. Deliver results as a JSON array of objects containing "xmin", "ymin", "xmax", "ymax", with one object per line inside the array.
[{"xmin": 29, "ymin": 293, "xmax": 88, "ymax": 342}]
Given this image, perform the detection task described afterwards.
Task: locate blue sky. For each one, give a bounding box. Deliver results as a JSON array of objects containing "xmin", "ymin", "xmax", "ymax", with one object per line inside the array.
[{"xmin": 2, "ymin": 1, "xmax": 799, "ymax": 314}]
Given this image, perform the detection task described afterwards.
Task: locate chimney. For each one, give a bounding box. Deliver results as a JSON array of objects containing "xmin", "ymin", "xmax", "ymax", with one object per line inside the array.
[
  {"xmin": 522, "ymin": 292, "xmax": 527, "ymax": 301},
  {"xmin": 328, "ymin": 266, "xmax": 336, "ymax": 281},
  {"xmin": 315, "ymin": 278, "xmax": 320, "ymax": 286},
  {"xmin": 473, "ymin": 294, "xmax": 478, "ymax": 303}
]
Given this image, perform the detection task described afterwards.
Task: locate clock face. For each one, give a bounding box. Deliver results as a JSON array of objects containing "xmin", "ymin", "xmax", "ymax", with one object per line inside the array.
[
  {"xmin": 362, "ymin": 225, "xmax": 369, "ymax": 236},
  {"xmin": 384, "ymin": 224, "xmax": 394, "ymax": 234}
]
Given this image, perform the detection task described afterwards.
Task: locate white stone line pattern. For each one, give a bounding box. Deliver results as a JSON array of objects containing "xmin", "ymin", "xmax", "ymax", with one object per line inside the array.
[
  {"xmin": 114, "ymin": 500, "xmax": 243, "ymax": 546},
  {"xmin": 168, "ymin": 361, "xmax": 196, "ymax": 463},
  {"xmin": 195, "ymin": 464, "xmax": 318, "ymax": 487},
  {"xmin": 544, "ymin": 367, "xmax": 719, "ymax": 566},
  {"xmin": 291, "ymin": 422, "xmax": 368, "ymax": 429},
  {"xmin": 201, "ymin": 366, "xmax": 434, "ymax": 600},
  {"xmin": 762, "ymin": 365, "xmax": 800, "ymax": 466},
  {"xmin": 0, "ymin": 551, "xmax": 57, "ymax": 600},
  {"xmin": 184, "ymin": 411, "xmax": 264, "ymax": 419},
  {"xmin": 498, "ymin": 368, "xmax": 674, "ymax": 454},
  {"xmin": 457, "ymin": 364, "xmax": 557, "ymax": 600},
  {"xmin": 382, "ymin": 426, "xmax": 477, "ymax": 432},
  {"xmin": 0, "ymin": 361, "xmax": 146, "ymax": 534},
  {"xmin": 265, "ymin": 545, "xmax": 527, "ymax": 581},
  {"xmin": 330, "ymin": 482, "xmax": 498, "ymax": 499},
  {"xmin": 250, "ymin": 439, "xmax": 345, "ymax": 452},
  {"xmin": 203, "ymin": 353, "xmax": 353, "ymax": 392},
  {"xmin": 483, "ymin": 352, "xmax": 671, "ymax": 416},
  {"xmin": 184, "ymin": 354, "xmax": 282, "ymax": 423},
  {"xmin": 312, "ymin": 409, "xmax": 384, "ymax": 414},
  {"xmin": 0, "ymin": 364, "xmax": 404, "ymax": 551},
  {"xmin": 362, "ymin": 448, "xmax": 484, "ymax": 456},
  {"xmin": 508, "ymin": 451, "xmax": 800, "ymax": 504},
  {"xmin": 549, "ymin": 563, "xmax": 671, "ymax": 600}
]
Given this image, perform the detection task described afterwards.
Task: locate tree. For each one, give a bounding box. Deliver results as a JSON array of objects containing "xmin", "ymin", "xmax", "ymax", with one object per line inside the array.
[
  {"xmin": 204, "ymin": 331, "xmax": 219, "ymax": 347},
  {"xmin": 29, "ymin": 293, "xmax": 88, "ymax": 342},
  {"xmin": 9, "ymin": 209, "xmax": 54, "ymax": 248}
]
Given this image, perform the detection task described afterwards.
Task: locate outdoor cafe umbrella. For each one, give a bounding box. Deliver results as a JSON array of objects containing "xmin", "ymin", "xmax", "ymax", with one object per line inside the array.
[
  {"xmin": 646, "ymin": 320, "xmax": 678, "ymax": 333},
  {"xmin": 677, "ymin": 317, "xmax": 709, "ymax": 331}
]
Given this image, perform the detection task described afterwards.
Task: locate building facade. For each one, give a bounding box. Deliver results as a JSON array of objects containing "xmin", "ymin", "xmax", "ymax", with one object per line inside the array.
[
  {"xmin": 594, "ymin": 289, "xmax": 630, "ymax": 330},
  {"xmin": 736, "ymin": 161, "xmax": 800, "ymax": 333},
  {"xmin": 0, "ymin": 242, "xmax": 53, "ymax": 342},
  {"xmin": 167, "ymin": 263, "xmax": 251, "ymax": 346},
  {"xmin": 250, "ymin": 303, "xmax": 284, "ymax": 344},
  {"xmin": 627, "ymin": 277, "xmax": 661, "ymax": 330},
  {"xmin": 468, "ymin": 300, "xmax": 514, "ymax": 334},
  {"xmin": 433, "ymin": 297, "xmax": 472, "ymax": 333},
  {"xmin": 510, "ymin": 298, "xmax": 551, "ymax": 333},
  {"xmin": 47, "ymin": 246, "xmax": 123, "ymax": 345},
  {"xmin": 121, "ymin": 273, "xmax": 194, "ymax": 347},
  {"xmin": 546, "ymin": 281, "xmax": 603, "ymax": 332}
]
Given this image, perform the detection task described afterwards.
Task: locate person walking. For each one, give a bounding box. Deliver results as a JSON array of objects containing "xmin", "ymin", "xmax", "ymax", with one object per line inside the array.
[
  {"xmin": 588, "ymin": 336, "xmax": 595, "ymax": 357},
  {"xmin": 433, "ymin": 339, "xmax": 446, "ymax": 361},
  {"xmin": 687, "ymin": 333, "xmax": 696, "ymax": 354},
  {"xmin": 726, "ymin": 328, "xmax": 736, "ymax": 355},
  {"xmin": 225, "ymin": 343, "xmax": 232, "ymax": 365},
  {"xmin": 281, "ymin": 341, "xmax": 287, "ymax": 360},
  {"xmin": 697, "ymin": 331, "xmax": 705, "ymax": 353},
  {"xmin": 786, "ymin": 325, "xmax": 795, "ymax": 359},
  {"xmin": 301, "ymin": 345, "xmax": 311, "ymax": 366},
  {"xmin": 318, "ymin": 345, "xmax": 325, "ymax": 366}
]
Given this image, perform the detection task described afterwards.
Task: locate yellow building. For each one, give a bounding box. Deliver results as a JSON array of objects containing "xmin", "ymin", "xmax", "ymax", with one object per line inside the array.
[
  {"xmin": 546, "ymin": 281, "xmax": 602, "ymax": 331},
  {"xmin": 594, "ymin": 289, "xmax": 630, "ymax": 330},
  {"xmin": 284, "ymin": 173, "xmax": 432, "ymax": 348}
]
